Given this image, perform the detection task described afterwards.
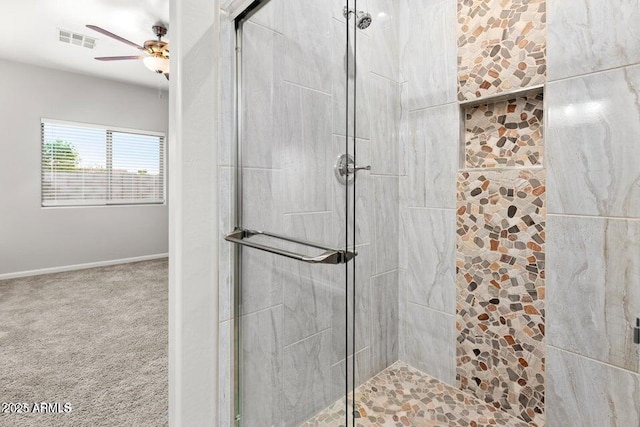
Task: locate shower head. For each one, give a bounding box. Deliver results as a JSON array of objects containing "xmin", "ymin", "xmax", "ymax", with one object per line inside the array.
[
  {"xmin": 356, "ymin": 12, "xmax": 372, "ymax": 29},
  {"xmin": 343, "ymin": 7, "xmax": 373, "ymax": 30}
]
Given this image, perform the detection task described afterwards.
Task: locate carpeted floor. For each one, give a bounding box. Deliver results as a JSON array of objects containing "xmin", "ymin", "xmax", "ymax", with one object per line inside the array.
[{"xmin": 0, "ymin": 259, "xmax": 168, "ymax": 427}]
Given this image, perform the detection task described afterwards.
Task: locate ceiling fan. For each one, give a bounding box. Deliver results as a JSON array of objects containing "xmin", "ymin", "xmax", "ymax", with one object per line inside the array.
[{"xmin": 86, "ymin": 24, "xmax": 170, "ymax": 81}]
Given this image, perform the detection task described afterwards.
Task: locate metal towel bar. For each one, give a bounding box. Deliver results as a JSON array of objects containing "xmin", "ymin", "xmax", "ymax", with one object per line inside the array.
[{"xmin": 224, "ymin": 228, "xmax": 356, "ymax": 265}]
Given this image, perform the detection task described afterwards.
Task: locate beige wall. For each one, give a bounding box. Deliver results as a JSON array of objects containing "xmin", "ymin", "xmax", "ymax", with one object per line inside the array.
[{"xmin": 0, "ymin": 58, "xmax": 169, "ymax": 277}]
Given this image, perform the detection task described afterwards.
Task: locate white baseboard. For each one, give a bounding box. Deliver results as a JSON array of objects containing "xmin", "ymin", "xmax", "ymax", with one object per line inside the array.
[{"xmin": 0, "ymin": 253, "xmax": 169, "ymax": 280}]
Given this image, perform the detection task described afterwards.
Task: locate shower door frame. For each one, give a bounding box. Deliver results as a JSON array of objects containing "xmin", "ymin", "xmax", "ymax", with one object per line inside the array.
[
  {"xmin": 229, "ymin": 1, "xmax": 360, "ymax": 425},
  {"xmin": 231, "ymin": 3, "xmax": 267, "ymax": 424}
]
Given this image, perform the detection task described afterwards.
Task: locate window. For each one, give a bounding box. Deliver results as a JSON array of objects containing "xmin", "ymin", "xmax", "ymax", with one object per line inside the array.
[{"xmin": 41, "ymin": 119, "xmax": 165, "ymax": 207}]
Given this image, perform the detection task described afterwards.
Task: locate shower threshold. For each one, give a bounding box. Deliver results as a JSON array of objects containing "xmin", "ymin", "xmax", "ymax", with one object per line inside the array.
[{"xmin": 301, "ymin": 361, "xmax": 531, "ymax": 427}]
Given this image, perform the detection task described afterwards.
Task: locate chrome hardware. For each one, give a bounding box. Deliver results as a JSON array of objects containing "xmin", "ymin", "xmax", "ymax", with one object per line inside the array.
[
  {"xmin": 343, "ymin": 7, "xmax": 372, "ymax": 29},
  {"xmin": 349, "ymin": 164, "xmax": 372, "ymax": 173},
  {"xmin": 224, "ymin": 228, "xmax": 356, "ymax": 265},
  {"xmin": 334, "ymin": 153, "xmax": 370, "ymax": 186}
]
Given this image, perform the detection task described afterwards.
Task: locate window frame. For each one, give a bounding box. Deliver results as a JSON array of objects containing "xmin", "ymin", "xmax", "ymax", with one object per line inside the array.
[{"xmin": 40, "ymin": 118, "xmax": 167, "ymax": 208}]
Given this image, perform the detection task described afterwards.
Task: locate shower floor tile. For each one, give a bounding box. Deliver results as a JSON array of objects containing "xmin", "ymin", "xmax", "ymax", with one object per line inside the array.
[{"xmin": 301, "ymin": 361, "xmax": 531, "ymax": 427}]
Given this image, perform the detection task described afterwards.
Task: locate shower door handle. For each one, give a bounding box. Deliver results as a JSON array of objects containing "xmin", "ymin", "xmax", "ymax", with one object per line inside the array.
[{"xmin": 224, "ymin": 228, "xmax": 356, "ymax": 265}]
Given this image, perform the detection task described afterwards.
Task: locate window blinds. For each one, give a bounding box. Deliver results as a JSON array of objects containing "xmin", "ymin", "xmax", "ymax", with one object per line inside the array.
[{"xmin": 41, "ymin": 120, "xmax": 165, "ymax": 207}]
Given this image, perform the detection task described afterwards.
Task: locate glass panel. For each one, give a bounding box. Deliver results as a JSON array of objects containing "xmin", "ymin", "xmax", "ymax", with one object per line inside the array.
[{"xmin": 235, "ymin": 1, "xmax": 352, "ymax": 425}]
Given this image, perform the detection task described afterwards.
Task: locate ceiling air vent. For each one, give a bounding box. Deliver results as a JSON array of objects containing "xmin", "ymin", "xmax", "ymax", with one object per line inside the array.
[{"xmin": 58, "ymin": 29, "xmax": 97, "ymax": 49}]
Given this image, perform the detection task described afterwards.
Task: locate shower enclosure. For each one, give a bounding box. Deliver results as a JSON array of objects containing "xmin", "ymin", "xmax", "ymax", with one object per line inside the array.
[
  {"xmin": 218, "ymin": 0, "xmax": 640, "ymax": 425},
  {"xmin": 224, "ymin": 1, "xmax": 391, "ymax": 425}
]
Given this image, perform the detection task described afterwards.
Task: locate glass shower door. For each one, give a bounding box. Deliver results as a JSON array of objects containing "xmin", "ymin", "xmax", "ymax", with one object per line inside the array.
[{"xmin": 228, "ymin": 1, "xmax": 362, "ymax": 425}]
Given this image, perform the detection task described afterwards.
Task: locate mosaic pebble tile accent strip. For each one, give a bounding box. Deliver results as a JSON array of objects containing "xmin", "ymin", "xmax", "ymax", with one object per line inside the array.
[
  {"xmin": 457, "ymin": 0, "xmax": 547, "ymax": 101},
  {"xmin": 301, "ymin": 361, "xmax": 530, "ymax": 427},
  {"xmin": 465, "ymin": 94, "xmax": 544, "ymax": 168},
  {"xmin": 456, "ymin": 169, "xmax": 545, "ymax": 426}
]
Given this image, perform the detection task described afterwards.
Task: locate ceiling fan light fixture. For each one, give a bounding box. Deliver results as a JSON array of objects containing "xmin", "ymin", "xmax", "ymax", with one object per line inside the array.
[
  {"xmin": 86, "ymin": 24, "xmax": 170, "ymax": 81},
  {"xmin": 143, "ymin": 55, "xmax": 169, "ymax": 74}
]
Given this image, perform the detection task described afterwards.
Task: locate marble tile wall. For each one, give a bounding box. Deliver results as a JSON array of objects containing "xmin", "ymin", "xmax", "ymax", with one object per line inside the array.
[
  {"xmin": 400, "ymin": 208, "xmax": 456, "ymax": 315},
  {"xmin": 370, "ymin": 270, "xmax": 399, "ymax": 375},
  {"xmin": 547, "ymin": 216, "xmax": 640, "ymax": 372},
  {"xmin": 400, "ymin": 0, "xmax": 457, "ymax": 110},
  {"xmin": 370, "ymin": 74, "xmax": 401, "ymax": 177},
  {"xmin": 240, "ymin": 306, "xmax": 284, "ymax": 426},
  {"xmin": 546, "ymin": 66, "xmax": 640, "ymax": 218},
  {"xmin": 545, "ymin": 1, "xmax": 640, "ymax": 422},
  {"xmin": 217, "ymin": 1, "xmax": 402, "ymax": 425},
  {"xmin": 547, "ymin": 0, "xmax": 640, "ymax": 81},
  {"xmin": 282, "ymin": 329, "xmax": 334, "ymax": 423},
  {"xmin": 397, "ymin": 0, "xmax": 459, "ymax": 388},
  {"xmin": 402, "ymin": 103, "xmax": 459, "ymax": 210},
  {"xmin": 282, "ymin": 0, "xmax": 332, "ymax": 93},
  {"xmin": 373, "ymin": 176, "xmax": 400, "ymax": 274},
  {"xmin": 358, "ymin": 0, "xmax": 403, "ymax": 397},
  {"xmin": 547, "ymin": 347, "xmax": 640, "ymax": 427},
  {"xmin": 241, "ymin": 21, "xmax": 282, "ymax": 170},
  {"xmin": 402, "ymin": 301, "xmax": 456, "ymax": 384},
  {"xmin": 331, "ymin": 244, "xmax": 372, "ymax": 365}
]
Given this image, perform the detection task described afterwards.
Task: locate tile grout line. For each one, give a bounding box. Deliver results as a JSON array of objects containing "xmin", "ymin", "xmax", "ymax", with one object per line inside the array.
[
  {"xmin": 548, "ymin": 61, "xmax": 640, "ymax": 84},
  {"xmin": 282, "ymin": 79, "xmax": 332, "ymax": 97},
  {"xmin": 242, "ymin": 18, "xmax": 284, "ymax": 36},
  {"xmin": 406, "ymin": 300, "xmax": 456, "ymax": 318},
  {"xmin": 282, "ymin": 326, "xmax": 332, "ymax": 351},
  {"xmin": 547, "ymin": 212, "xmax": 640, "ymax": 222},
  {"xmin": 548, "ymin": 345, "xmax": 640, "ymax": 377},
  {"xmin": 404, "ymin": 101, "xmax": 460, "ymax": 115}
]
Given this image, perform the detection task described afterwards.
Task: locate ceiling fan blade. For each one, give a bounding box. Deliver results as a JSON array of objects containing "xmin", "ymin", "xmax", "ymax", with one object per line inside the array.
[
  {"xmin": 86, "ymin": 25, "xmax": 146, "ymax": 51},
  {"xmin": 95, "ymin": 56, "xmax": 144, "ymax": 61},
  {"xmin": 164, "ymin": 73, "xmax": 169, "ymax": 81}
]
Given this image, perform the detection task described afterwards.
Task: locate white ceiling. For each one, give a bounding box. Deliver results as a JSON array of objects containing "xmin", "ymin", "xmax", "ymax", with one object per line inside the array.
[{"xmin": 0, "ymin": 0, "xmax": 170, "ymax": 90}]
